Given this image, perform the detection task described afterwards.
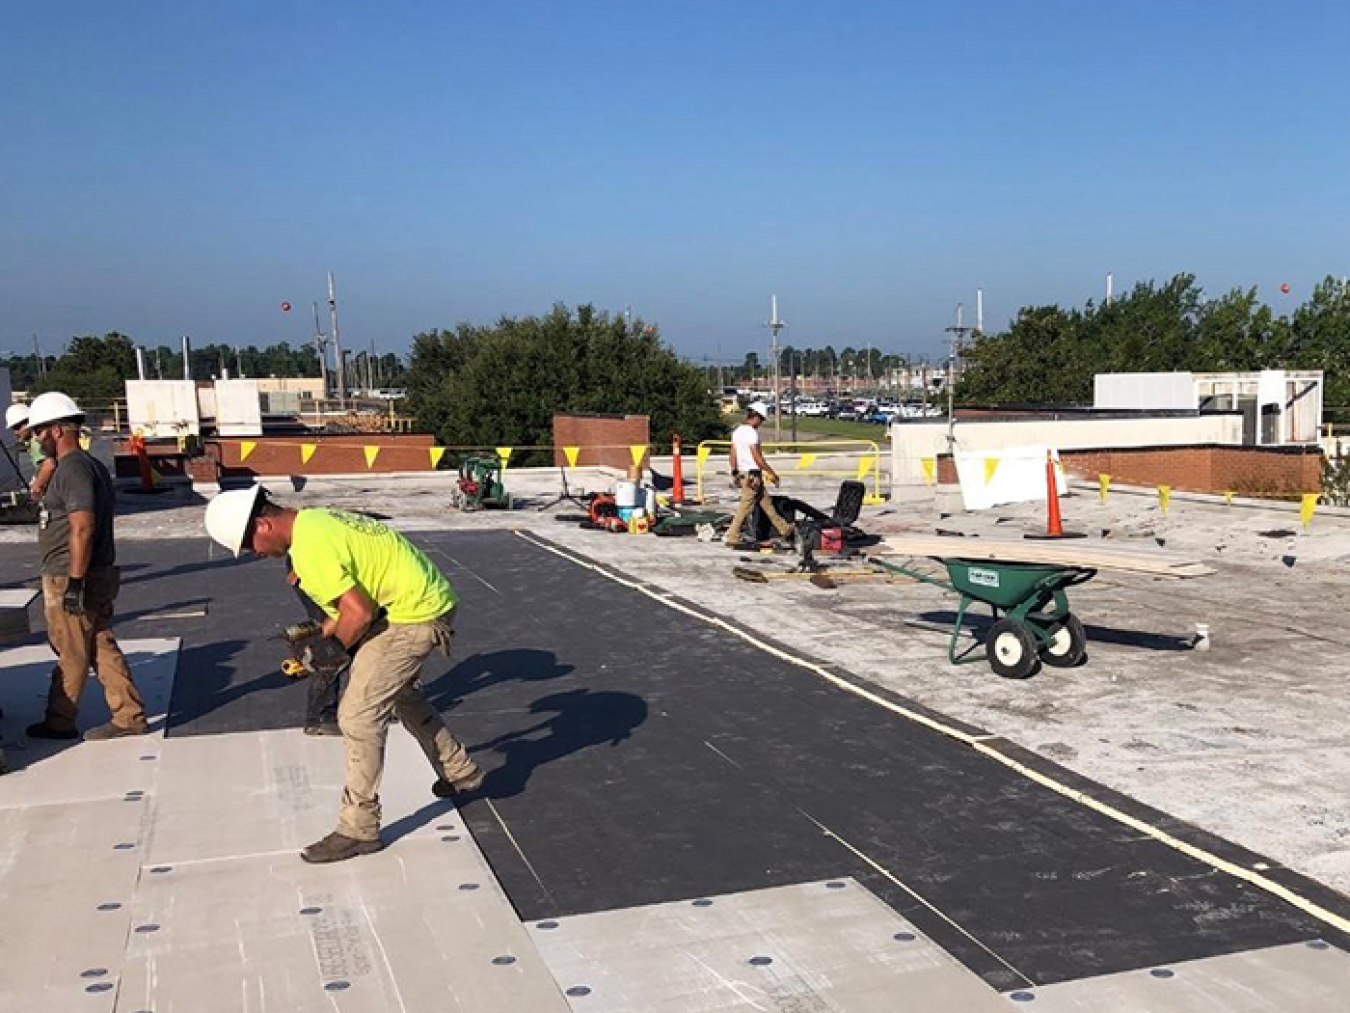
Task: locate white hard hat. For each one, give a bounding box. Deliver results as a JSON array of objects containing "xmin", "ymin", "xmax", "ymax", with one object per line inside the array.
[
  {"xmin": 205, "ymin": 485, "xmax": 266, "ymax": 557},
  {"xmin": 747, "ymin": 401, "xmax": 771, "ymax": 419},
  {"xmin": 26, "ymin": 391, "xmax": 84, "ymax": 429},
  {"xmin": 4, "ymin": 404, "xmax": 28, "ymax": 431}
]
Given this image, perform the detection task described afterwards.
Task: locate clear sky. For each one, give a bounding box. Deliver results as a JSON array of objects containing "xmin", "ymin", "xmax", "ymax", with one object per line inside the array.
[{"xmin": 2, "ymin": 1, "xmax": 1347, "ymax": 364}]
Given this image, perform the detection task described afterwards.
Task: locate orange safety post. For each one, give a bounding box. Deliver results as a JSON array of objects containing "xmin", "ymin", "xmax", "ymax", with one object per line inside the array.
[
  {"xmin": 128, "ymin": 433, "xmax": 156, "ymax": 492},
  {"xmin": 671, "ymin": 434, "xmax": 684, "ymax": 505},
  {"xmin": 1045, "ymin": 450, "xmax": 1062, "ymax": 537}
]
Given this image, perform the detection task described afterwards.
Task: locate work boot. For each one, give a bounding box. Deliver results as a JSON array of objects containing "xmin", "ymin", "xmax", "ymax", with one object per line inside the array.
[
  {"xmin": 432, "ymin": 766, "xmax": 485, "ymax": 799},
  {"xmin": 300, "ymin": 831, "xmax": 384, "ymax": 864},
  {"xmin": 303, "ymin": 721, "xmax": 342, "ymax": 737},
  {"xmin": 26, "ymin": 720, "xmax": 78, "ymax": 741},
  {"xmin": 84, "ymin": 722, "xmax": 149, "ymax": 741}
]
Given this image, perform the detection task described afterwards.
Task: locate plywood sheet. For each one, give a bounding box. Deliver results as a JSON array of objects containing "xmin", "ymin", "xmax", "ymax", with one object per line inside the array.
[
  {"xmin": 530, "ymin": 878, "xmax": 1008, "ymax": 1012},
  {"xmin": 875, "ymin": 534, "xmax": 1215, "ymax": 577},
  {"xmin": 118, "ymin": 838, "xmax": 570, "ymax": 1013},
  {"xmin": 1003, "ymin": 940, "xmax": 1350, "ymax": 1011}
]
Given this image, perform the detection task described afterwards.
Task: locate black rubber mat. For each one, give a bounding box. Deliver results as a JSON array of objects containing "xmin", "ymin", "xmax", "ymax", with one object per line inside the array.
[{"xmin": 1, "ymin": 530, "xmax": 1342, "ymax": 990}]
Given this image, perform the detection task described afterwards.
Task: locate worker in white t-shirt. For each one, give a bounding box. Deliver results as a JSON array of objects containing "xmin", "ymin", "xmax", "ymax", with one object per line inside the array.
[{"xmin": 723, "ymin": 402, "xmax": 793, "ymax": 548}]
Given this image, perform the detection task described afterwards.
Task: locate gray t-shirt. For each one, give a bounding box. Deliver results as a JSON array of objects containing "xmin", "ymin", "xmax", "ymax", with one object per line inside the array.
[{"xmin": 39, "ymin": 450, "xmax": 117, "ymax": 575}]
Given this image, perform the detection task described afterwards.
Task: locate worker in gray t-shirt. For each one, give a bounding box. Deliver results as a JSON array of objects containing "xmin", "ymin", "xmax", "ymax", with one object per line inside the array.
[{"xmin": 24, "ymin": 391, "xmax": 147, "ymax": 742}]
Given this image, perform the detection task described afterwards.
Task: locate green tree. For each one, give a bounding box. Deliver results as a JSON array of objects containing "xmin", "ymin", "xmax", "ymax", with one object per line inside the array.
[{"xmin": 408, "ymin": 304, "xmax": 725, "ymax": 462}]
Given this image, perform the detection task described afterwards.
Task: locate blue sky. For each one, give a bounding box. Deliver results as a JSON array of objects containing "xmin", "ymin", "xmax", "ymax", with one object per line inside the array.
[{"xmin": 2, "ymin": 1, "xmax": 1347, "ymax": 364}]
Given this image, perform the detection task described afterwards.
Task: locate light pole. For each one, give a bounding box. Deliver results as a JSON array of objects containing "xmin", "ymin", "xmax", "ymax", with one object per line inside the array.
[
  {"xmin": 765, "ymin": 295, "xmax": 786, "ymax": 441},
  {"xmin": 944, "ymin": 304, "xmax": 972, "ymax": 454}
]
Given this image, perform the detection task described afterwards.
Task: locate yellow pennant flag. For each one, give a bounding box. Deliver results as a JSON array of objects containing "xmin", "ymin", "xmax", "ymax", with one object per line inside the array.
[
  {"xmin": 858, "ymin": 456, "xmax": 876, "ymax": 480},
  {"xmin": 983, "ymin": 457, "xmax": 999, "ymax": 484},
  {"xmin": 1098, "ymin": 473, "xmax": 1110, "ymax": 504},
  {"xmin": 239, "ymin": 441, "xmax": 257, "ymax": 463},
  {"xmin": 1157, "ymin": 485, "xmax": 1171, "ymax": 513},
  {"xmin": 1301, "ymin": 493, "xmax": 1319, "ymax": 529},
  {"xmin": 696, "ymin": 444, "xmax": 713, "ymax": 467},
  {"xmin": 796, "ymin": 453, "xmax": 818, "ymax": 470},
  {"xmin": 563, "ymin": 446, "xmax": 580, "ymax": 468},
  {"xmin": 921, "ymin": 457, "xmax": 936, "ymax": 483},
  {"xmin": 1224, "ymin": 490, "xmax": 1235, "ymax": 506},
  {"xmin": 429, "ymin": 446, "xmax": 447, "ymax": 469},
  {"xmin": 364, "ymin": 446, "xmax": 381, "ymax": 469},
  {"xmin": 300, "ymin": 443, "xmax": 317, "ymax": 465},
  {"xmin": 629, "ymin": 444, "xmax": 648, "ymax": 468},
  {"xmin": 496, "ymin": 447, "xmax": 512, "ymax": 468}
]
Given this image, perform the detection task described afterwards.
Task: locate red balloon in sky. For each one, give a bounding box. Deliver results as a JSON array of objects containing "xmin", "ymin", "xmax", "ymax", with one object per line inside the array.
[
  {"xmin": 280, "ymin": 301, "xmax": 292, "ymax": 312},
  {"xmin": 1279, "ymin": 283, "xmax": 1291, "ymax": 294}
]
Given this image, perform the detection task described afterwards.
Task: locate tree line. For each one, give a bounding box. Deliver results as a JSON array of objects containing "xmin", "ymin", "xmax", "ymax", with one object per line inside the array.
[
  {"xmin": 955, "ymin": 274, "xmax": 1350, "ymax": 413},
  {"xmin": 406, "ymin": 304, "xmax": 726, "ymax": 461}
]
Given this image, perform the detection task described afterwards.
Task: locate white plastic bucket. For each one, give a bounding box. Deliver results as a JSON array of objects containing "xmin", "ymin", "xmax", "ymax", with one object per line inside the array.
[{"xmin": 615, "ymin": 480, "xmax": 640, "ymax": 509}]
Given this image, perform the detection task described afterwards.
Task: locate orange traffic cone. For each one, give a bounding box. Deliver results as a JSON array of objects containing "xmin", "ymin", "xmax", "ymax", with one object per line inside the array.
[
  {"xmin": 671, "ymin": 434, "xmax": 684, "ymax": 505},
  {"xmin": 1045, "ymin": 450, "xmax": 1063, "ymax": 537}
]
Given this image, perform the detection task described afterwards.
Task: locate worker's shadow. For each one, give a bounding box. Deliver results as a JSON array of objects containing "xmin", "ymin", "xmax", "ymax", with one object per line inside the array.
[
  {"xmin": 918, "ymin": 610, "xmax": 1194, "ymax": 653},
  {"xmin": 422, "ymin": 649, "xmax": 575, "ymax": 711},
  {"xmin": 165, "ymin": 638, "xmax": 298, "ymax": 732},
  {"xmin": 469, "ymin": 688, "xmax": 648, "ymax": 801}
]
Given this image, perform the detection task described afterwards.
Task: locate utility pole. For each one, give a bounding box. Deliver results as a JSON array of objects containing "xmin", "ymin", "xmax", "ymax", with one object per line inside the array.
[
  {"xmin": 369, "ymin": 338, "xmax": 378, "ymax": 392},
  {"xmin": 944, "ymin": 304, "xmax": 972, "ymax": 454},
  {"xmin": 32, "ymin": 334, "xmax": 46, "ymax": 377},
  {"xmin": 328, "ymin": 272, "xmax": 346, "ymax": 406},
  {"xmin": 976, "ymin": 288, "xmax": 984, "ymax": 334},
  {"xmin": 1105, "ymin": 272, "xmax": 1114, "ymax": 305},
  {"xmin": 311, "ymin": 301, "xmax": 329, "ymax": 397},
  {"xmin": 765, "ymin": 295, "xmax": 786, "ymax": 441}
]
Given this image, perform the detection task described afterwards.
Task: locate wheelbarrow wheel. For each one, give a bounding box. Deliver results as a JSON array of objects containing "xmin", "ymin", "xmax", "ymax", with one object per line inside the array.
[
  {"xmin": 1040, "ymin": 613, "xmax": 1087, "ymax": 668},
  {"xmin": 986, "ymin": 619, "xmax": 1039, "ymax": 679}
]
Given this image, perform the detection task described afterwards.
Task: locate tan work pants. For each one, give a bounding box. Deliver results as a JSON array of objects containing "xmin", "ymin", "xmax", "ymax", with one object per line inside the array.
[
  {"xmin": 337, "ymin": 610, "xmax": 477, "ymax": 841},
  {"xmin": 42, "ymin": 569, "xmax": 146, "ymax": 733},
  {"xmin": 724, "ymin": 473, "xmax": 791, "ymax": 544}
]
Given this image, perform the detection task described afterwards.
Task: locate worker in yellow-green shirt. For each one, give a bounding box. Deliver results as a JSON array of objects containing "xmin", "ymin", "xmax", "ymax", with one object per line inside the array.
[{"xmin": 205, "ymin": 486, "xmax": 483, "ymax": 864}]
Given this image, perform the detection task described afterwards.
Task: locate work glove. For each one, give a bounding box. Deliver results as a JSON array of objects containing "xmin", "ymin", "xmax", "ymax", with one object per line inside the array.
[
  {"xmin": 63, "ymin": 577, "xmax": 87, "ymax": 616},
  {"xmin": 304, "ymin": 636, "xmax": 351, "ymax": 681}
]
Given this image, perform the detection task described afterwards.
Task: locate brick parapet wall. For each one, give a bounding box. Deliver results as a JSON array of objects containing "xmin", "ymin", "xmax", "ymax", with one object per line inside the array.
[
  {"xmin": 936, "ymin": 444, "xmax": 1322, "ymax": 497},
  {"xmin": 551, "ymin": 414, "xmax": 650, "ymax": 471}
]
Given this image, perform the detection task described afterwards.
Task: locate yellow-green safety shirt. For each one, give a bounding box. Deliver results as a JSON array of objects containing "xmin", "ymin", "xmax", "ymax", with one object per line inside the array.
[{"xmin": 288, "ymin": 508, "xmax": 456, "ymax": 624}]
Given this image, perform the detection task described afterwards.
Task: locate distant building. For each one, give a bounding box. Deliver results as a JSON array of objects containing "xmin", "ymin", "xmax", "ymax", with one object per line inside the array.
[{"xmin": 1094, "ymin": 370, "xmax": 1322, "ymax": 445}]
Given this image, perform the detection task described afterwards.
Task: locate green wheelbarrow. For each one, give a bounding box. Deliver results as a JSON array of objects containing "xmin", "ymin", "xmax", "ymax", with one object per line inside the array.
[{"xmin": 873, "ymin": 556, "xmax": 1097, "ymax": 679}]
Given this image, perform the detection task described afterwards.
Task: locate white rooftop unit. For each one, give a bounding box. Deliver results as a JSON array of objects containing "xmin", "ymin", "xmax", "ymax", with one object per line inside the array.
[{"xmin": 1093, "ymin": 370, "xmax": 1322, "ymax": 445}]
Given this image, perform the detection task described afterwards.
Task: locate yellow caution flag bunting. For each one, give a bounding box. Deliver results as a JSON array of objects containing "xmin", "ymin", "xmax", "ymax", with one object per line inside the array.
[
  {"xmin": 921, "ymin": 457, "xmax": 936, "ymax": 483},
  {"xmin": 1157, "ymin": 485, "xmax": 1171, "ymax": 513},
  {"xmin": 239, "ymin": 441, "xmax": 257, "ymax": 463},
  {"xmin": 1098, "ymin": 473, "xmax": 1110, "ymax": 504},
  {"xmin": 1301, "ymin": 493, "xmax": 1319, "ymax": 529},
  {"xmin": 496, "ymin": 447, "xmax": 512, "ymax": 468},
  {"xmin": 629, "ymin": 444, "xmax": 648, "ymax": 468},
  {"xmin": 563, "ymin": 446, "xmax": 580, "ymax": 468},
  {"xmin": 984, "ymin": 457, "xmax": 999, "ymax": 484},
  {"xmin": 429, "ymin": 447, "xmax": 447, "ymax": 469},
  {"xmin": 1224, "ymin": 490, "xmax": 1235, "ymax": 506},
  {"xmin": 364, "ymin": 446, "xmax": 381, "ymax": 469},
  {"xmin": 696, "ymin": 444, "xmax": 713, "ymax": 468},
  {"xmin": 797, "ymin": 453, "xmax": 818, "ymax": 470},
  {"xmin": 300, "ymin": 444, "xmax": 317, "ymax": 465},
  {"xmin": 858, "ymin": 456, "xmax": 876, "ymax": 480}
]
